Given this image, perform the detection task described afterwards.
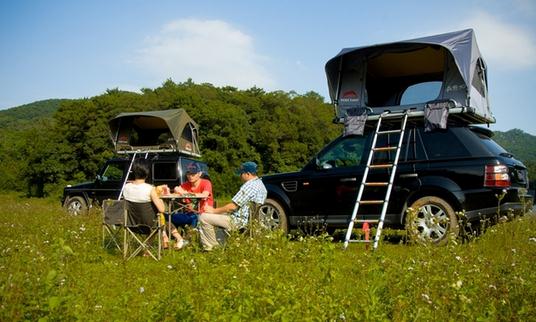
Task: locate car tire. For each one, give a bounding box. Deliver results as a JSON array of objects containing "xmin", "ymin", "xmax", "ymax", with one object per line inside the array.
[
  {"xmin": 64, "ymin": 196, "xmax": 89, "ymax": 216},
  {"xmin": 407, "ymin": 196, "xmax": 459, "ymax": 245},
  {"xmin": 258, "ymin": 198, "xmax": 289, "ymax": 233}
]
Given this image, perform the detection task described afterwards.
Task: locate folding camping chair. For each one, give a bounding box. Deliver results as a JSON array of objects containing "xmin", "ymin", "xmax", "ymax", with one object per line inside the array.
[
  {"xmin": 124, "ymin": 201, "xmax": 163, "ymax": 260},
  {"xmin": 102, "ymin": 199, "xmax": 163, "ymax": 261},
  {"xmin": 102, "ymin": 199, "xmax": 126, "ymax": 252}
]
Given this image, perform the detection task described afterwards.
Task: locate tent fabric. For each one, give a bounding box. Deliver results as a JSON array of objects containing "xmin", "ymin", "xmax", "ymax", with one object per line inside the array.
[
  {"xmin": 108, "ymin": 109, "xmax": 200, "ymax": 156},
  {"xmin": 325, "ymin": 29, "xmax": 494, "ymax": 125}
]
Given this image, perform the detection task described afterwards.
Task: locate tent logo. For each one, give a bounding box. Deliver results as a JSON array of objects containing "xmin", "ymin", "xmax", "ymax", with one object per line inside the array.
[{"xmin": 340, "ymin": 90, "xmax": 359, "ymax": 103}]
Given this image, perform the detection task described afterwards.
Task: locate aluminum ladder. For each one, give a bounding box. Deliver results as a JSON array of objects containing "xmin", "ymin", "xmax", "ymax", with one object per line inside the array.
[{"xmin": 343, "ymin": 111, "xmax": 409, "ymax": 250}]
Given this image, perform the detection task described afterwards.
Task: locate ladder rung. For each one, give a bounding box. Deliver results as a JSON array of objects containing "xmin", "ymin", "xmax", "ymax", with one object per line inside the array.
[
  {"xmin": 369, "ymin": 164, "xmax": 393, "ymax": 169},
  {"xmin": 359, "ymin": 200, "xmax": 384, "ymax": 205},
  {"xmin": 377, "ymin": 129, "xmax": 402, "ymax": 135},
  {"xmin": 354, "ymin": 219, "xmax": 380, "ymax": 224},
  {"xmin": 364, "ymin": 182, "xmax": 388, "ymax": 186},
  {"xmin": 348, "ymin": 240, "xmax": 373, "ymax": 243},
  {"xmin": 373, "ymin": 146, "xmax": 397, "ymax": 152}
]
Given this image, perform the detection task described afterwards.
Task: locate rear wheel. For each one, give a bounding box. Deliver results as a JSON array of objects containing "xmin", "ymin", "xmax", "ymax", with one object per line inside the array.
[
  {"xmin": 258, "ymin": 198, "xmax": 289, "ymax": 233},
  {"xmin": 407, "ymin": 196, "xmax": 458, "ymax": 245},
  {"xmin": 64, "ymin": 196, "xmax": 88, "ymax": 216}
]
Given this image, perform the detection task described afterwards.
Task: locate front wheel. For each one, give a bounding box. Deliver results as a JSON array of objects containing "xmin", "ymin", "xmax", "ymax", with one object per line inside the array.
[
  {"xmin": 407, "ymin": 196, "xmax": 458, "ymax": 245},
  {"xmin": 258, "ymin": 198, "xmax": 289, "ymax": 233},
  {"xmin": 64, "ymin": 196, "xmax": 89, "ymax": 216}
]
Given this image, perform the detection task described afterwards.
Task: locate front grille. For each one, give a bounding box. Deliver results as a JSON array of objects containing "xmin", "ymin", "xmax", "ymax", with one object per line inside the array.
[{"xmin": 281, "ymin": 181, "xmax": 298, "ymax": 192}]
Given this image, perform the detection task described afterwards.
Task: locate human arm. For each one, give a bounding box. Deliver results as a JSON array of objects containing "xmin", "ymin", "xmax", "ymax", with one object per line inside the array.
[
  {"xmin": 150, "ymin": 187, "xmax": 166, "ymax": 213},
  {"xmin": 204, "ymin": 202, "xmax": 237, "ymax": 214}
]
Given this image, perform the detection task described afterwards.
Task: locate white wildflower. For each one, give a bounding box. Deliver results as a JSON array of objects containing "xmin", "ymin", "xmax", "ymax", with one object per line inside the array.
[{"xmin": 139, "ymin": 287, "xmax": 145, "ymax": 293}]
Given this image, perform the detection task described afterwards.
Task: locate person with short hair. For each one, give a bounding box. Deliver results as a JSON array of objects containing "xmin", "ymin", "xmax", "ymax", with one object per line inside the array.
[
  {"xmin": 198, "ymin": 161, "xmax": 267, "ymax": 251},
  {"xmin": 123, "ymin": 159, "xmax": 166, "ymax": 215},
  {"xmin": 162, "ymin": 162, "xmax": 213, "ymax": 250}
]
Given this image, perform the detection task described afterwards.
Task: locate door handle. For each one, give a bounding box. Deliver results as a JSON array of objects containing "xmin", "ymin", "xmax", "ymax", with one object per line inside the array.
[
  {"xmin": 399, "ymin": 173, "xmax": 418, "ymax": 178},
  {"xmin": 340, "ymin": 178, "xmax": 357, "ymax": 182}
]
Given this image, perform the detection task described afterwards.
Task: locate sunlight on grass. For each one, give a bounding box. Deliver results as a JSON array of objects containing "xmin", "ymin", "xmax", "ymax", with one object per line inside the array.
[{"xmin": 1, "ymin": 193, "xmax": 535, "ymax": 320}]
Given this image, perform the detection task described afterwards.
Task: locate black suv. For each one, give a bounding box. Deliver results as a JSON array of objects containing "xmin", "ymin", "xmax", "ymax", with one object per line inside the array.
[
  {"xmin": 62, "ymin": 154, "xmax": 209, "ymax": 215},
  {"xmin": 261, "ymin": 125, "xmax": 532, "ymax": 243}
]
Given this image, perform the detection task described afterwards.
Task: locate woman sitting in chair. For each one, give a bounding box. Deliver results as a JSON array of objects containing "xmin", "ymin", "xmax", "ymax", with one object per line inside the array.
[{"xmin": 122, "ymin": 159, "xmax": 166, "ymax": 226}]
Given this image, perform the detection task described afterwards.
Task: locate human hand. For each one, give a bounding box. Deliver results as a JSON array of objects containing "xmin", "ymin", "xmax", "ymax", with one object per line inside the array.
[{"xmin": 173, "ymin": 186, "xmax": 180, "ymax": 194}]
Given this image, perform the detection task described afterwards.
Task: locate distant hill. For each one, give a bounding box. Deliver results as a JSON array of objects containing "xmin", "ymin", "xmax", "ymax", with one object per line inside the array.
[
  {"xmin": 0, "ymin": 99, "xmax": 68, "ymax": 128},
  {"xmin": 493, "ymin": 129, "xmax": 536, "ymax": 163}
]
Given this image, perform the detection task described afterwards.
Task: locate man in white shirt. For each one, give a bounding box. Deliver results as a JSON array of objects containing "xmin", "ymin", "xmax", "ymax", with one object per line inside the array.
[{"xmin": 198, "ymin": 161, "xmax": 267, "ymax": 251}]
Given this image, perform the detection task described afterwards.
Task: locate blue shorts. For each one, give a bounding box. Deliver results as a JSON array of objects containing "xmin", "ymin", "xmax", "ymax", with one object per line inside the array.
[{"xmin": 166, "ymin": 212, "xmax": 198, "ymax": 228}]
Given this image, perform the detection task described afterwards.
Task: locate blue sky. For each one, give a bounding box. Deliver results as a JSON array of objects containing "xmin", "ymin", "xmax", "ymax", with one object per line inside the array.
[{"xmin": 1, "ymin": 0, "xmax": 535, "ymax": 134}]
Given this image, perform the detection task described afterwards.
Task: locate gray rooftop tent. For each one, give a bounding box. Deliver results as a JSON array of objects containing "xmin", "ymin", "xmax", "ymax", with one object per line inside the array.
[
  {"xmin": 325, "ymin": 29, "xmax": 494, "ymax": 125},
  {"xmin": 108, "ymin": 109, "xmax": 201, "ymax": 157}
]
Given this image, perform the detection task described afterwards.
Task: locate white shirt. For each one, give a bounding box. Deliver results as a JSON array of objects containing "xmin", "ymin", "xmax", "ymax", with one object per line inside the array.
[{"xmin": 123, "ymin": 182, "xmax": 154, "ymax": 203}]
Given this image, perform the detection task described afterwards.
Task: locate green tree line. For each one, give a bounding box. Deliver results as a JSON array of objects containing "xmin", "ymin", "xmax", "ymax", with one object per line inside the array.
[
  {"xmin": 0, "ymin": 80, "xmax": 340, "ymax": 197},
  {"xmin": 1, "ymin": 80, "xmax": 535, "ymax": 198}
]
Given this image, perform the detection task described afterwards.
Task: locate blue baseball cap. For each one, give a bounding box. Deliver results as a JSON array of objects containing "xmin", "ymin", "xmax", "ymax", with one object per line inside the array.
[
  {"xmin": 186, "ymin": 162, "xmax": 202, "ymax": 174},
  {"xmin": 235, "ymin": 161, "xmax": 258, "ymax": 175}
]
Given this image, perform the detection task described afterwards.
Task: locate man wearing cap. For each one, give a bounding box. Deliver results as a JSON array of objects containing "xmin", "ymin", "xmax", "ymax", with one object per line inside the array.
[
  {"xmin": 199, "ymin": 161, "xmax": 267, "ymax": 251},
  {"xmin": 162, "ymin": 162, "xmax": 213, "ymax": 250}
]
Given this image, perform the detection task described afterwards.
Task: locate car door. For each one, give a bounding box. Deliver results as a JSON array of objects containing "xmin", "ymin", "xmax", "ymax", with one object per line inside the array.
[
  {"xmin": 291, "ymin": 135, "xmax": 370, "ymax": 225},
  {"xmin": 94, "ymin": 161, "xmax": 129, "ymax": 203}
]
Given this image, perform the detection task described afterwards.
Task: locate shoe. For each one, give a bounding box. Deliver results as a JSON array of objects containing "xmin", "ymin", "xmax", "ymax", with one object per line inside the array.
[
  {"xmin": 174, "ymin": 239, "xmax": 189, "ymax": 250},
  {"xmin": 163, "ymin": 241, "xmax": 169, "ymax": 249}
]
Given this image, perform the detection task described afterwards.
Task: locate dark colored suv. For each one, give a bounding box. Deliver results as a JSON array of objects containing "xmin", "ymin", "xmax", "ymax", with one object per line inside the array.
[
  {"xmin": 261, "ymin": 125, "xmax": 532, "ymax": 243},
  {"xmin": 62, "ymin": 154, "xmax": 209, "ymax": 215}
]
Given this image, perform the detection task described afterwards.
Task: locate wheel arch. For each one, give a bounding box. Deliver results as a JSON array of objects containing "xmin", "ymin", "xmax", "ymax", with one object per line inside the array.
[{"xmin": 401, "ymin": 176, "xmax": 465, "ymax": 224}]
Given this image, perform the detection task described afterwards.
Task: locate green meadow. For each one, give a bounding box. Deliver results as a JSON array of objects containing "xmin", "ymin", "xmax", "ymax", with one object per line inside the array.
[{"xmin": 1, "ymin": 193, "xmax": 535, "ymax": 321}]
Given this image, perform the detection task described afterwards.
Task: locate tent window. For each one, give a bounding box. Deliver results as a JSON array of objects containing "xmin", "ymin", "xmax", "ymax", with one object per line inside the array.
[
  {"xmin": 472, "ymin": 58, "xmax": 486, "ymax": 97},
  {"xmin": 400, "ymin": 81, "xmax": 442, "ymax": 105}
]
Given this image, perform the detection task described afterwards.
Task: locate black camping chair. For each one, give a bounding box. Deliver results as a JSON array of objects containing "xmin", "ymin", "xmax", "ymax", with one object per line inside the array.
[{"xmin": 102, "ymin": 199, "xmax": 163, "ymax": 261}]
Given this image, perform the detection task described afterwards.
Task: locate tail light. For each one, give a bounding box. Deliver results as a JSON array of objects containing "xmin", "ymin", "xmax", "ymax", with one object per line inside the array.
[{"xmin": 484, "ymin": 164, "xmax": 510, "ymax": 187}]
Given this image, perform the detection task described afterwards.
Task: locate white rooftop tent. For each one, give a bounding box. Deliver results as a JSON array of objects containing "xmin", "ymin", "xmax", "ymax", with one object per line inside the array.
[{"xmin": 325, "ymin": 29, "xmax": 494, "ymax": 125}]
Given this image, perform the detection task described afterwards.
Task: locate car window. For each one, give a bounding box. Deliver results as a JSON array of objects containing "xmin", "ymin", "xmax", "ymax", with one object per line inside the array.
[
  {"xmin": 419, "ymin": 128, "xmax": 469, "ymax": 159},
  {"xmin": 102, "ymin": 163, "xmax": 124, "ymax": 181},
  {"xmin": 400, "ymin": 81, "xmax": 442, "ymax": 105},
  {"xmin": 153, "ymin": 162, "xmax": 178, "ymax": 182},
  {"xmin": 317, "ymin": 135, "xmax": 368, "ymax": 168},
  {"xmin": 474, "ymin": 132, "xmax": 508, "ymax": 155}
]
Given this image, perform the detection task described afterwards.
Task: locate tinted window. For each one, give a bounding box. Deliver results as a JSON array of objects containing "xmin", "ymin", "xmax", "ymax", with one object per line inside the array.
[
  {"xmin": 317, "ymin": 135, "xmax": 368, "ymax": 168},
  {"xmin": 153, "ymin": 162, "xmax": 178, "ymax": 181},
  {"xmin": 420, "ymin": 129, "xmax": 469, "ymax": 159},
  {"xmin": 400, "ymin": 81, "xmax": 442, "ymax": 105},
  {"xmin": 474, "ymin": 132, "xmax": 508, "ymax": 156}
]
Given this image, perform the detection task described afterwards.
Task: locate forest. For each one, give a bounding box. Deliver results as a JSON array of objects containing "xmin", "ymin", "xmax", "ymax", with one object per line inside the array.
[
  {"xmin": 0, "ymin": 80, "xmax": 340, "ymax": 197},
  {"xmin": 0, "ymin": 79, "xmax": 535, "ymax": 199}
]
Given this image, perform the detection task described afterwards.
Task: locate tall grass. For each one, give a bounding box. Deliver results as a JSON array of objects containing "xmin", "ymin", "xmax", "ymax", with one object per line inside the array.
[{"xmin": 1, "ymin": 193, "xmax": 535, "ymax": 321}]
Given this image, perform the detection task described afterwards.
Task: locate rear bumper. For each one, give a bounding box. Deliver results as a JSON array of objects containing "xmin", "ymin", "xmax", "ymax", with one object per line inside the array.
[{"xmin": 465, "ymin": 197, "xmax": 533, "ymax": 221}]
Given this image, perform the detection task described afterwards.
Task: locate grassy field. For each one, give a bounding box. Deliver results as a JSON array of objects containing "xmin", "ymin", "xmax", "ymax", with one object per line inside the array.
[{"xmin": 1, "ymin": 193, "xmax": 535, "ymax": 321}]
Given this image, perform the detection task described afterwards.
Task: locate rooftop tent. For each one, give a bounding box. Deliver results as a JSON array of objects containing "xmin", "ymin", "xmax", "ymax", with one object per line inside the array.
[
  {"xmin": 325, "ymin": 29, "xmax": 494, "ymax": 124},
  {"xmin": 108, "ymin": 109, "xmax": 201, "ymax": 157}
]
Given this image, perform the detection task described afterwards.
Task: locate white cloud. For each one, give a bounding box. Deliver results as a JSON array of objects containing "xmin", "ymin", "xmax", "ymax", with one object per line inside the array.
[
  {"xmin": 457, "ymin": 11, "xmax": 536, "ymax": 69},
  {"xmin": 133, "ymin": 18, "xmax": 275, "ymax": 89}
]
